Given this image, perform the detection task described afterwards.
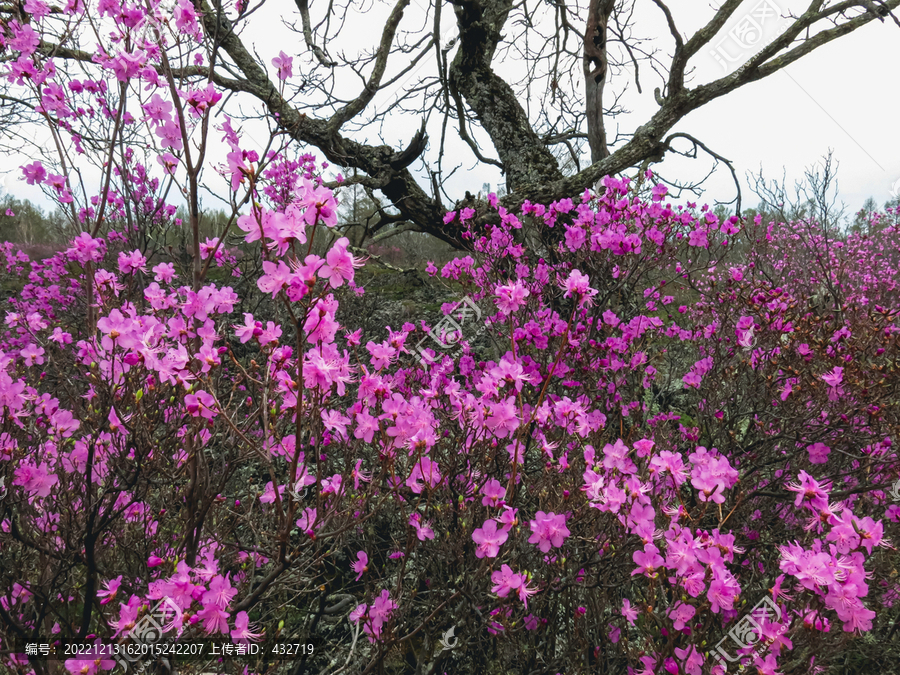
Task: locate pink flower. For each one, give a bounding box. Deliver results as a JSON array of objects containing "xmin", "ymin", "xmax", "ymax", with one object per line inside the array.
[
  {"xmin": 406, "ymin": 456, "xmax": 441, "ymax": 493},
  {"xmin": 621, "ymin": 598, "xmax": 638, "ymax": 625},
  {"xmin": 259, "ymin": 481, "xmax": 285, "ymax": 504},
  {"xmin": 603, "ymin": 439, "xmax": 636, "ymax": 474},
  {"xmin": 472, "ymin": 518, "xmax": 509, "ymax": 558},
  {"xmin": 272, "ymin": 50, "xmax": 294, "ymax": 81},
  {"xmin": 234, "ymin": 313, "xmax": 262, "ymax": 343},
  {"xmin": 174, "ymin": 0, "xmax": 199, "ymax": 34},
  {"xmin": 736, "ymin": 323, "xmax": 755, "ymax": 349},
  {"xmin": 303, "ymin": 294, "xmax": 340, "ymax": 343},
  {"xmin": 839, "ymin": 601, "xmax": 876, "ymax": 633},
  {"xmin": 820, "ymin": 366, "xmax": 845, "ymax": 400},
  {"xmin": 820, "ymin": 366, "xmax": 843, "ymax": 387},
  {"xmin": 780, "ymin": 378, "xmax": 795, "ymax": 401},
  {"xmin": 65, "ymin": 659, "xmax": 100, "ymax": 675},
  {"xmin": 559, "ymin": 269, "xmax": 598, "ymax": 307},
  {"xmin": 231, "ymin": 611, "xmax": 263, "ymax": 643},
  {"xmin": 807, "ymin": 442, "xmax": 830, "ymax": 464},
  {"xmin": 258, "ymin": 321, "xmax": 282, "ymax": 346},
  {"xmin": 345, "ymin": 328, "xmax": 363, "ymax": 346},
  {"xmin": 107, "ymin": 47, "xmax": 147, "ymax": 82},
  {"xmin": 633, "ymin": 438, "xmax": 654, "ymax": 458},
  {"xmin": 668, "ymin": 601, "xmax": 695, "ymax": 630},
  {"xmin": 826, "ymin": 510, "xmax": 860, "ymax": 554},
  {"xmin": 366, "ymin": 340, "xmax": 396, "ymax": 370},
  {"xmin": 491, "ymin": 564, "xmax": 537, "ymax": 607},
  {"xmin": 320, "ymin": 237, "xmax": 363, "ymax": 288},
  {"xmin": 350, "ymin": 603, "xmax": 367, "ymax": 623},
  {"xmin": 352, "ymin": 551, "xmax": 369, "ymax": 580},
  {"xmin": 143, "ymin": 93, "xmax": 173, "ymax": 125},
  {"xmin": 351, "ymin": 459, "xmax": 371, "ymax": 489},
  {"xmin": 257, "ymin": 259, "xmax": 291, "ymax": 298},
  {"xmin": 20, "ymin": 343, "xmax": 45, "ymax": 366},
  {"xmin": 362, "ymin": 589, "xmax": 396, "ymax": 639},
  {"xmin": 707, "ymin": 573, "xmax": 739, "ymax": 614},
  {"xmin": 631, "ymin": 543, "xmax": 664, "ymax": 578},
  {"xmin": 496, "ymin": 506, "xmax": 518, "ymax": 531},
  {"xmin": 196, "ymin": 605, "xmax": 231, "ymax": 635},
  {"xmin": 199, "ymin": 237, "xmax": 220, "ymax": 260},
  {"xmin": 682, "ymin": 370, "xmax": 702, "ymax": 388},
  {"xmin": 297, "ymin": 179, "xmax": 338, "ymax": 227},
  {"xmin": 687, "ymin": 229, "xmax": 708, "ymax": 248},
  {"xmin": 855, "ymin": 516, "xmax": 885, "ymax": 554},
  {"xmin": 528, "ymin": 511, "xmax": 569, "ymax": 553},
  {"xmin": 156, "ymin": 119, "xmax": 183, "ymax": 151},
  {"xmin": 97, "ymin": 576, "xmax": 122, "ymax": 605},
  {"xmin": 481, "ymin": 478, "xmax": 506, "ymax": 507},
  {"xmin": 185, "ymin": 390, "xmax": 217, "ymax": 419},
  {"xmin": 13, "ymin": 460, "xmax": 58, "ymax": 497},
  {"xmin": 117, "ymin": 249, "xmax": 147, "ymax": 274},
  {"xmin": 152, "ymin": 262, "xmax": 177, "ymax": 283},
  {"xmin": 649, "ymin": 450, "xmax": 688, "ymax": 487},
  {"xmin": 784, "ymin": 470, "xmax": 831, "ymax": 511},
  {"xmin": 24, "ymin": 0, "xmax": 51, "ymax": 20},
  {"xmin": 485, "ymin": 396, "xmax": 521, "ymax": 439},
  {"xmin": 409, "ymin": 512, "xmax": 435, "ymax": 541},
  {"xmin": 689, "ymin": 449, "xmax": 737, "ymax": 504},
  {"xmin": 651, "ymin": 183, "xmax": 667, "ymax": 201},
  {"xmin": 202, "ymin": 573, "xmax": 237, "ymax": 610},
  {"xmin": 157, "ymin": 152, "xmax": 179, "ymax": 175},
  {"xmin": 674, "ymin": 645, "xmax": 704, "ymax": 675},
  {"xmin": 22, "ymin": 161, "xmax": 46, "ymax": 185},
  {"xmin": 227, "ymin": 150, "xmax": 252, "ymax": 193},
  {"xmin": 495, "ymin": 281, "xmax": 530, "ymax": 314},
  {"xmin": 66, "ymin": 232, "xmax": 105, "ymax": 264},
  {"xmin": 296, "ymin": 507, "xmax": 318, "ymax": 534}
]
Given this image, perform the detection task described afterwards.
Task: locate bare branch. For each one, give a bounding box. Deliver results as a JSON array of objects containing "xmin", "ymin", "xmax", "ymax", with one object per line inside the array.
[
  {"xmin": 294, "ymin": 0, "xmax": 338, "ymax": 67},
  {"xmin": 661, "ymin": 132, "xmax": 742, "ymax": 214},
  {"xmin": 327, "ymin": 0, "xmax": 412, "ymax": 133}
]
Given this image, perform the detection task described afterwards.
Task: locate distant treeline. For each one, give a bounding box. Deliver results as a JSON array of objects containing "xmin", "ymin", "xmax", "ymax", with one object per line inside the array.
[{"xmin": 1, "ymin": 190, "xmax": 896, "ymax": 267}]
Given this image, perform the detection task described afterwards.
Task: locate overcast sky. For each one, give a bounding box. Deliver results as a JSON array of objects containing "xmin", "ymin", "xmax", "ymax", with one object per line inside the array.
[
  {"xmin": 3, "ymin": 0, "xmax": 899, "ymax": 223},
  {"xmin": 648, "ymin": 0, "xmax": 900, "ymax": 217}
]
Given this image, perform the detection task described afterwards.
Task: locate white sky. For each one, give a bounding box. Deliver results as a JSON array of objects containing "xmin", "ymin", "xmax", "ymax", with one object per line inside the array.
[{"xmin": 2, "ymin": 0, "xmax": 899, "ymax": 224}]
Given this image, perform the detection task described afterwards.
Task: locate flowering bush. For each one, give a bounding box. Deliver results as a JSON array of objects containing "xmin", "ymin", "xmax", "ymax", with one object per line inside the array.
[
  {"xmin": 1, "ymin": 3, "xmax": 900, "ymax": 675},
  {"xmin": 2, "ymin": 164, "xmax": 900, "ymax": 674}
]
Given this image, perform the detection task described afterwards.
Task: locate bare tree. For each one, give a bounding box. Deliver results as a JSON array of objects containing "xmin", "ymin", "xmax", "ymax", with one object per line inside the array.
[{"xmin": 6, "ymin": 0, "xmax": 900, "ymax": 249}]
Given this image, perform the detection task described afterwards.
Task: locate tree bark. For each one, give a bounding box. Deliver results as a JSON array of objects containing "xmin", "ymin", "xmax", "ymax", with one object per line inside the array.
[
  {"xmin": 583, "ymin": 0, "xmax": 616, "ymax": 164},
  {"xmin": 447, "ymin": 0, "xmax": 564, "ymax": 191}
]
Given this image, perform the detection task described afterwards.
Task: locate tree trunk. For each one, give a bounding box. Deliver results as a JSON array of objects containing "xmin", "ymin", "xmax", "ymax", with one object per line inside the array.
[{"xmin": 584, "ymin": 0, "xmax": 615, "ymax": 164}]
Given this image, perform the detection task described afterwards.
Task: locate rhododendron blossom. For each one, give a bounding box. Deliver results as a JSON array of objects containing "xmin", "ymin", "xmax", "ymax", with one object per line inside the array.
[{"xmin": 528, "ymin": 511, "xmax": 569, "ymax": 553}]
